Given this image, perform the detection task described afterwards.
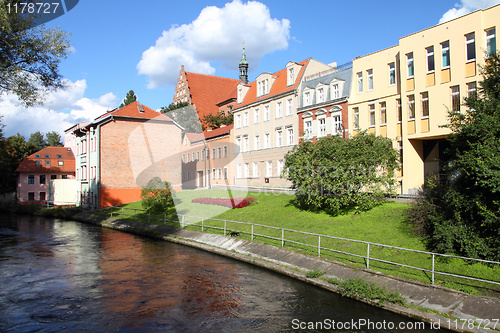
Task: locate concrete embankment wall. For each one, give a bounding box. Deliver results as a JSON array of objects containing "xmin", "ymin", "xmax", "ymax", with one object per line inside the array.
[{"xmin": 73, "ymin": 212, "xmax": 499, "ymax": 333}]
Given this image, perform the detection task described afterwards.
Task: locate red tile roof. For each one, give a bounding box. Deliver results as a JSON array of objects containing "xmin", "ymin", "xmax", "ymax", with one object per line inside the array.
[
  {"xmin": 16, "ymin": 147, "xmax": 75, "ymax": 173},
  {"xmin": 190, "ymin": 124, "xmax": 233, "ymax": 143},
  {"xmin": 235, "ymin": 59, "xmax": 310, "ymax": 109},
  {"xmin": 94, "ymin": 101, "xmax": 172, "ymax": 122},
  {"xmin": 185, "ymin": 72, "xmax": 240, "ymax": 119}
]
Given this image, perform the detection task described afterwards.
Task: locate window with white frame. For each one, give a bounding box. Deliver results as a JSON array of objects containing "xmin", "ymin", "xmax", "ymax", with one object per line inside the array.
[
  {"xmin": 304, "ymin": 119, "xmax": 312, "ymax": 139},
  {"xmin": 380, "ymin": 102, "xmax": 387, "ymax": 125},
  {"xmin": 465, "ymin": 32, "xmax": 476, "ymax": 62},
  {"xmin": 332, "ymin": 84, "xmax": 339, "ymax": 99},
  {"xmin": 236, "ymin": 137, "xmax": 241, "ymax": 152},
  {"xmin": 369, "ymin": 104, "xmax": 376, "ymax": 127},
  {"xmin": 287, "ymin": 98, "xmax": 293, "ymax": 116},
  {"xmin": 332, "ymin": 113, "xmax": 342, "ymax": 135},
  {"xmin": 244, "ymin": 163, "xmax": 249, "ymax": 178},
  {"xmin": 212, "ymin": 168, "xmax": 216, "ymax": 179},
  {"xmin": 266, "ymin": 161, "xmax": 272, "ymax": 177},
  {"xmin": 367, "ymin": 69, "xmax": 373, "ymax": 91},
  {"xmin": 254, "ymin": 135, "xmax": 260, "ymax": 150},
  {"xmin": 236, "ymin": 114, "xmax": 241, "ymax": 128},
  {"xmin": 486, "ymin": 28, "xmax": 496, "ymax": 55},
  {"xmin": 276, "ymin": 101, "xmax": 283, "ymax": 118},
  {"xmin": 206, "ymin": 149, "xmax": 210, "ymax": 159},
  {"xmin": 406, "ymin": 53, "xmax": 414, "ymax": 78},
  {"xmin": 318, "ymin": 87, "xmax": 324, "ymax": 103},
  {"xmin": 264, "ymin": 105, "xmax": 270, "ymax": 121},
  {"xmin": 397, "ymin": 98, "xmax": 402, "ymax": 123},
  {"xmin": 238, "ymin": 88, "xmax": 242, "ymax": 103},
  {"xmin": 357, "ymin": 72, "xmax": 363, "ymax": 93},
  {"xmin": 223, "ymin": 146, "xmax": 228, "ymax": 158},
  {"xmin": 212, "ymin": 148, "xmax": 216, "ymax": 159},
  {"xmin": 265, "ymin": 133, "xmax": 270, "ymax": 148},
  {"xmin": 223, "ymin": 167, "xmax": 228, "ymax": 179},
  {"xmin": 287, "ymin": 127, "xmax": 294, "ymax": 145},
  {"xmin": 408, "ymin": 95, "xmax": 415, "ymax": 120},
  {"xmin": 421, "ymin": 92, "xmax": 429, "ymax": 118},
  {"xmin": 243, "ymin": 136, "xmax": 249, "ymax": 152},
  {"xmin": 288, "ymin": 67, "xmax": 294, "ymax": 85},
  {"xmin": 196, "ymin": 151, "xmax": 200, "ymax": 160},
  {"xmin": 276, "ymin": 129, "xmax": 283, "ymax": 147},
  {"xmin": 467, "ymin": 81, "xmax": 477, "ymax": 98},
  {"xmin": 218, "ymin": 168, "xmax": 222, "ymax": 179},
  {"xmin": 353, "ymin": 107, "xmax": 359, "ymax": 130},
  {"xmin": 253, "ymin": 162, "xmax": 259, "ymax": 177},
  {"xmin": 243, "ymin": 111, "xmax": 249, "ymax": 126},
  {"xmin": 388, "ymin": 63, "xmax": 396, "ymax": 86},
  {"xmin": 217, "ymin": 147, "xmax": 221, "ymax": 159},
  {"xmin": 319, "ymin": 117, "xmax": 326, "ymax": 137},
  {"xmin": 451, "ymin": 86, "xmax": 460, "ymax": 112},
  {"xmin": 304, "ymin": 91, "xmax": 311, "ymax": 106},
  {"xmin": 237, "ymin": 164, "xmax": 242, "ymax": 178},
  {"xmin": 441, "ymin": 41, "xmax": 450, "ymax": 69},
  {"xmin": 277, "ymin": 160, "xmax": 284, "ymax": 176},
  {"xmin": 186, "ymin": 153, "xmax": 190, "ymax": 162},
  {"xmin": 426, "ymin": 46, "xmax": 435, "ymax": 73},
  {"xmin": 254, "ymin": 108, "xmax": 260, "ymax": 123}
]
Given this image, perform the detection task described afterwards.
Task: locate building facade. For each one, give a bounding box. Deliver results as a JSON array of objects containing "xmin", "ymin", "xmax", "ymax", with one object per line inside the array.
[{"xmin": 348, "ymin": 5, "xmax": 499, "ymax": 194}]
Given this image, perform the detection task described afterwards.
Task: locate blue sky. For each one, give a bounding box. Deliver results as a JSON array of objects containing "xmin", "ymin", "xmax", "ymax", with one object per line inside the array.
[{"xmin": 1, "ymin": 0, "xmax": 499, "ymax": 138}]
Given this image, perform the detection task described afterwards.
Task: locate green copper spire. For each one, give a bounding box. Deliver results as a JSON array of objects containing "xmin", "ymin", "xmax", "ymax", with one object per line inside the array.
[{"xmin": 239, "ymin": 43, "xmax": 249, "ymax": 84}]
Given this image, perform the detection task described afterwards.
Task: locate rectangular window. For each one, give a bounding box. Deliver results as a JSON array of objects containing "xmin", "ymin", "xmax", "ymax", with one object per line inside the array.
[
  {"xmin": 243, "ymin": 111, "xmax": 249, "ymax": 126},
  {"xmin": 223, "ymin": 146, "xmax": 228, "ymax": 158},
  {"xmin": 243, "ymin": 136, "xmax": 249, "ymax": 152},
  {"xmin": 288, "ymin": 67, "xmax": 294, "ymax": 85},
  {"xmin": 276, "ymin": 129, "xmax": 283, "ymax": 147},
  {"xmin": 218, "ymin": 168, "xmax": 222, "ymax": 179},
  {"xmin": 223, "ymin": 167, "xmax": 228, "ymax": 179},
  {"xmin": 287, "ymin": 127, "xmax": 294, "ymax": 145},
  {"xmin": 451, "ymin": 85, "xmax": 461, "ymax": 112},
  {"xmin": 35, "ymin": 160, "xmax": 41, "ymax": 166},
  {"xmin": 28, "ymin": 192, "xmax": 35, "ymax": 201},
  {"xmin": 61, "ymin": 175, "xmax": 68, "ymax": 179},
  {"xmin": 266, "ymin": 161, "xmax": 272, "ymax": 177},
  {"xmin": 50, "ymin": 175, "xmax": 57, "ymax": 180},
  {"xmin": 353, "ymin": 107, "xmax": 359, "ymax": 130},
  {"xmin": 305, "ymin": 120, "xmax": 312, "ymax": 139},
  {"xmin": 212, "ymin": 148, "xmax": 216, "ymax": 159},
  {"xmin": 380, "ymin": 102, "xmax": 387, "ymax": 125},
  {"xmin": 286, "ymin": 98, "xmax": 293, "ymax": 116},
  {"xmin": 441, "ymin": 41, "xmax": 450, "ymax": 68},
  {"xmin": 486, "ymin": 28, "xmax": 496, "ymax": 55},
  {"xmin": 254, "ymin": 108, "xmax": 260, "ymax": 123},
  {"xmin": 332, "ymin": 115, "xmax": 342, "ymax": 135},
  {"xmin": 236, "ymin": 114, "xmax": 241, "ymax": 128},
  {"xmin": 206, "ymin": 149, "xmax": 210, "ymax": 159},
  {"xmin": 277, "ymin": 160, "xmax": 284, "ymax": 176},
  {"xmin": 265, "ymin": 133, "xmax": 270, "ymax": 148},
  {"xmin": 201, "ymin": 150, "xmax": 204, "ymax": 161},
  {"xmin": 369, "ymin": 104, "xmax": 376, "ymax": 127},
  {"xmin": 421, "ymin": 92, "xmax": 429, "ymax": 118},
  {"xmin": 408, "ymin": 95, "xmax": 415, "ymax": 120},
  {"xmin": 367, "ymin": 69, "xmax": 373, "ymax": 91},
  {"xmin": 318, "ymin": 88, "xmax": 324, "ymax": 102},
  {"xmin": 196, "ymin": 151, "xmax": 200, "ymax": 160},
  {"xmin": 253, "ymin": 162, "xmax": 259, "ymax": 177},
  {"xmin": 319, "ymin": 118, "xmax": 326, "ymax": 136},
  {"xmin": 45, "ymin": 160, "xmax": 51, "ymax": 166},
  {"xmin": 40, "ymin": 192, "xmax": 46, "ymax": 201},
  {"xmin": 426, "ymin": 46, "xmax": 435, "ymax": 73},
  {"xmin": 212, "ymin": 168, "xmax": 216, "ymax": 179},
  {"xmin": 388, "ymin": 63, "xmax": 396, "ymax": 86},
  {"xmin": 467, "ymin": 81, "xmax": 477, "ymax": 98},
  {"xmin": 244, "ymin": 164, "xmax": 249, "ymax": 178},
  {"xmin": 357, "ymin": 72, "xmax": 363, "ymax": 93},
  {"xmin": 254, "ymin": 135, "xmax": 260, "ymax": 150},
  {"xmin": 406, "ymin": 53, "xmax": 414, "ymax": 78},
  {"xmin": 332, "ymin": 84, "xmax": 339, "ymax": 98},
  {"xmin": 264, "ymin": 105, "xmax": 270, "ymax": 121},
  {"xmin": 465, "ymin": 33, "xmax": 476, "ymax": 62},
  {"xmin": 217, "ymin": 147, "xmax": 221, "ymax": 159},
  {"xmin": 39, "ymin": 175, "xmax": 46, "ymax": 185},
  {"xmin": 28, "ymin": 174, "xmax": 35, "ymax": 184},
  {"xmin": 397, "ymin": 98, "xmax": 402, "ymax": 123},
  {"xmin": 305, "ymin": 92, "xmax": 311, "ymax": 106}
]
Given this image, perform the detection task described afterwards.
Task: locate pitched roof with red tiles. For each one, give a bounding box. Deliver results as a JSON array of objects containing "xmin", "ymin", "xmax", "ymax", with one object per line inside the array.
[
  {"xmin": 185, "ymin": 72, "xmax": 240, "ymax": 118},
  {"xmin": 94, "ymin": 101, "xmax": 173, "ymax": 122},
  {"xmin": 16, "ymin": 147, "xmax": 75, "ymax": 173},
  {"xmin": 234, "ymin": 59, "xmax": 310, "ymax": 109},
  {"xmin": 191, "ymin": 124, "xmax": 233, "ymax": 143}
]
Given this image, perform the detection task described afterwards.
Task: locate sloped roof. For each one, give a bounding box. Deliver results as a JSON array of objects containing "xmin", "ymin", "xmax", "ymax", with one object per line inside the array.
[
  {"xmin": 16, "ymin": 146, "xmax": 75, "ymax": 173},
  {"xmin": 190, "ymin": 124, "xmax": 234, "ymax": 143},
  {"xmin": 234, "ymin": 59, "xmax": 310, "ymax": 109},
  {"xmin": 94, "ymin": 101, "xmax": 172, "ymax": 122},
  {"xmin": 185, "ymin": 72, "xmax": 240, "ymax": 118}
]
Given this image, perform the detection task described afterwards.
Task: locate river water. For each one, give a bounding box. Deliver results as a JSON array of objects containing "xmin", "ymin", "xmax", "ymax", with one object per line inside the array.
[{"xmin": 0, "ymin": 214, "xmax": 438, "ymax": 332}]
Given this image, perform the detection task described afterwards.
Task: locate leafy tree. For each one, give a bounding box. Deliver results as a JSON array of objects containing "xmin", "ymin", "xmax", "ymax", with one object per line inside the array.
[
  {"xmin": 284, "ymin": 131, "xmax": 398, "ymax": 215},
  {"xmin": 408, "ymin": 52, "xmax": 500, "ymax": 260},
  {"xmin": 202, "ymin": 109, "xmax": 234, "ymax": 130},
  {"xmin": 141, "ymin": 177, "xmax": 175, "ymax": 212},
  {"xmin": 161, "ymin": 102, "xmax": 202, "ymax": 133},
  {"xmin": 0, "ymin": 0, "xmax": 71, "ymax": 106},
  {"xmin": 28, "ymin": 131, "xmax": 46, "ymax": 150},
  {"xmin": 46, "ymin": 131, "xmax": 62, "ymax": 146},
  {"xmin": 119, "ymin": 90, "xmax": 137, "ymax": 108},
  {"xmin": 6, "ymin": 133, "xmax": 36, "ymax": 162}
]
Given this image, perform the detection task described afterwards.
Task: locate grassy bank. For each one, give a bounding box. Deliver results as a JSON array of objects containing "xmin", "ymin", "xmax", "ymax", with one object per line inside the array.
[{"xmin": 103, "ymin": 189, "xmax": 500, "ymax": 295}]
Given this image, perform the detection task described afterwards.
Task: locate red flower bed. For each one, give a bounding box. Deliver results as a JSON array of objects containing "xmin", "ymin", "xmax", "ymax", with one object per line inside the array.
[{"xmin": 192, "ymin": 197, "xmax": 257, "ymax": 209}]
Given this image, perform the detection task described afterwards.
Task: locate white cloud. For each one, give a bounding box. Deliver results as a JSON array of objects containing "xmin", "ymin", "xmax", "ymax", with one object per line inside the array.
[
  {"xmin": 439, "ymin": 0, "xmax": 500, "ymax": 23},
  {"xmin": 0, "ymin": 80, "xmax": 117, "ymax": 139},
  {"xmin": 137, "ymin": 0, "xmax": 291, "ymax": 88}
]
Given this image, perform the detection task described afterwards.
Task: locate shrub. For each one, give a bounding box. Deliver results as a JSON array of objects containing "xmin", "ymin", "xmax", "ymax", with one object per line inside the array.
[
  {"xmin": 191, "ymin": 197, "xmax": 257, "ymax": 209},
  {"xmin": 141, "ymin": 177, "xmax": 175, "ymax": 212}
]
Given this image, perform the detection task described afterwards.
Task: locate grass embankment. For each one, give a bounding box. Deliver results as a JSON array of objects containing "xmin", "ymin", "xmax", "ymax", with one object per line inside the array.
[{"xmin": 105, "ymin": 189, "xmax": 500, "ymax": 295}]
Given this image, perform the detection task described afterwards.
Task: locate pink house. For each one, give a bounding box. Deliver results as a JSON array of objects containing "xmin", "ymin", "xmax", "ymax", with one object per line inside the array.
[{"xmin": 16, "ymin": 147, "xmax": 76, "ymax": 204}]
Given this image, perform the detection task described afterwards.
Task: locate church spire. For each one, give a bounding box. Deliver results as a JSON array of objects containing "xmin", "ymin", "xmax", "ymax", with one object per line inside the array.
[{"xmin": 239, "ymin": 43, "xmax": 249, "ymax": 84}]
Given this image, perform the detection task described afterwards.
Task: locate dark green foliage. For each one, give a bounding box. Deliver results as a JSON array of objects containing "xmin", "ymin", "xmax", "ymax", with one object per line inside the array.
[
  {"xmin": 202, "ymin": 109, "xmax": 234, "ymax": 130},
  {"xmin": 141, "ymin": 177, "xmax": 175, "ymax": 212},
  {"xmin": 409, "ymin": 52, "xmax": 500, "ymax": 260},
  {"xmin": 334, "ymin": 278, "xmax": 406, "ymax": 306},
  {"xmin": 28, "ymin": 131, "xmax": 46, "ymax": 150},
  {"xmin": 45, "ymin": 131, "xmax": 63, "ymax": 146},
  {"xmin": 284, "ymin": 131, "xmax": 399, "ymax": 215},
  {"xmin": 119, "ymin": 90, "xmax": 137, "ymax": 108},
  {"xmin": 161, "ymin": 102, "xmax": 202, "ymax": 133}
]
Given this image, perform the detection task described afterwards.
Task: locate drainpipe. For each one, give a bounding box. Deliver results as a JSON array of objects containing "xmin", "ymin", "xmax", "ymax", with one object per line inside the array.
[{"xmin": 95, "ymin": 116, "xmax": 114, "ymax": 209}]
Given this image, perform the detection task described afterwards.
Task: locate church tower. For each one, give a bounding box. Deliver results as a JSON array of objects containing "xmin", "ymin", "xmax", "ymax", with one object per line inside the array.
[{"xmin": 239, "ymin": 44, "xmax": 249, "ymax": 84}]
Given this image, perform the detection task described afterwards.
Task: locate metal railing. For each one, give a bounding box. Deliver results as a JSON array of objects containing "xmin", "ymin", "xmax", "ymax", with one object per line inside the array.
[{"xmin": 102, "ymin": 206, "xmax": 500, "ymax": 288}]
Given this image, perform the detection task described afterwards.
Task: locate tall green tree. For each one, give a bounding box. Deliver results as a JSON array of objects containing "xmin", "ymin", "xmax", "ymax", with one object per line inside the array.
[
  {"xmin": 46, "ymin": 131, "xmax": 62, "ymax": 146},
  {"xmin": 28, "ymin": 131, "xmax": 46, "ymax": 150},
  {"xmin": 119, "ymin": 90, "xmax": 137, "ymax": 108},
  {"xmin": 409, "ymin": 52, "xmax": 500, "ymax": 260},
  {"xmin": 0, "ymin": 0, "xmax": 71, "ymax": 106},
  {"xmin": 284, "ymin": 131, "xmax": 399, "ymax": 215}
]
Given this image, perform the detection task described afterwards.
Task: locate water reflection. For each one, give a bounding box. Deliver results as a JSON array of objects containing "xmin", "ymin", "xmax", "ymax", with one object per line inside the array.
[{"xmin": 0, "ymin": 214, "xmax": 435, "ymax": 332}]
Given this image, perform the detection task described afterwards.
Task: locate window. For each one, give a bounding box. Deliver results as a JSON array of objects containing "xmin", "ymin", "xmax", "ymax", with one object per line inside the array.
[
  {"xmin": 276, "ymin": 129, "xmax": 283, "ymax": 147},
  {"xmin": 61, "ymin": 175, "xmax": 68, "ymax": 179},
  {"xmin": 426, "ymin": 46, "xmax": 435, "ymax": 73},
  {"xmin": 388, "ymin": 63, "xmax": 396, "ymax": 86},
  {"xmin": 57, "ymin": 154, "xmax": 62, "ymax": 159},
  {"xmin": 408, "ymin": 95, "xmax": 415, "ymax": 120},
  {"xmin": 276, "ymin": 101, "xmax": 283, "ymax": 118},
  {"xmin": 465, "ymin": 33, "xmax": 476, "ymax": 62},
  {"xmin": 451, "ymin": 86, "xmax": 461, "ymax": 112},
  {"xmin": 50, "ymin": 175, "xmax": 57, "ymax": 180},
  {"xmin": 264, "ymin": 105, "xmax": 270, "ymax": 121},
  {"xmin": 237, "ymin": 164, "xmax": 242, "ymax": 178},
  {"xmin": 28, "ymin": 174, "xmax": 35, "ymax": 184},
  {"xmin": 441, "ymin": 41, "xmax": 450, "ymax": 68},
  {"xmin": 253, "ymin": 162, "xmax": 259, "ymax": 177},
  {"xmin": 40, "ymin": 192, "xmax": 46, "ymax": 201},
  {"xmin": 357, "ymin": 72, "xmax": 363, "ymax": 93},
  {"xmin": 192, "ymin": 152, "xmax": 195, "ymax": 161},
  {"xmin": 217, "ymin": 147, "xmax": 221, "ymax": 159},
  {"xmin": 254, "ymin": 135, "xmax": 260, "ymax": 150},
  {"xmin": 35, "ymin": 154, "xmax": 40, "ymax": 158},
  {"xmin": 380, "ymin": 102, "xmax": 387, "ymax": 125},
  {"xmin": 266, "ymin": 161, "xmax": 272, "ymax": 177},
  {"xmin": 397, "ymin": 98, "xmax": 402, "ymax": 123},
  {"xmin": 367, "ymin": 69, "xmax": 373, "ymax": 91},
  {"xmin": 486, "ymin": 28, "xmax": 496, "ymax": 55},
  {"xmin": 369, "ymin": 104, "xmax": 376, "ymax": 127},
  {"xmin": 243, "ymin": 111, "xmax": 249, "ymax": 126},
  {"xmin": 332, "ymin": 114, "xmax": 342, "ymax": 135},
  {"xmin": 58, "ymin": 161, "xmax": 63, "ymax": 166},
  {"xmin": 288, "ymin": 67, "xmax": 294, "ymax": 85},
  {"xmin": 318, "ymin": 88, "xmax": 324, "ymax": 103},
  {"xmin": 406, "ymin": 53, "xmax": 414, "ymax": 78},
  {"xmin": 236, "ymin": 114, "xmax": 241, "ymax": 128},
  {"xmin": 244, "ymin": 164, "xmax": 249, "ymax": 178},
  {"xmin": 218, "ymin": 168, "xmax": 222, "ymax": 179},
  {"xmin": 265, "ymin": 133, "xmax": 270, "ymax": 148},
  {"xmin": 212, "ymin": 148, "xmax": 216, "ymax": 159},
  {"xmin": 44, "ymin": 154, "xmax": 50, "ymax": 158},
  {"xmin": 353, "ymin": 107, "xmax": 359, "ymax": 130},
  {"xmin": 206, "ymin": 149, "xmax": 210, "ymax": 159},
  {"xmin": 286, "ymin": 99, "xmax": 293, "ymax": 116},
  {"xmin": 304, "ymin": 91, "xmax": 311, "ymax": 106},
  {"xmin": 35, "ymin": 160, "xmax": 41, "ymax": 166},
  {"xmin": 243, "ymin": 136, "xmax": 249, "ymax": 152},
  {"xmin": 467, "ymin": 81, "xmax": 477, "ymax": 98},
  {"xmin": 277, "ymin": 160, "xmax": 284, "ymax": 176},
  {"xmin": 223, "ymin": 168, "xmax": 228, "ymax": 179},
  {"xmin": 212, "ymin": 168, "xmax": 216, "ymax": 179},
  {"xmin": 223, "ymin": 146, "xmax": 228, "ymax": 158},
  {"xmin": 319, "ymin": 118, "xmax": 326, "ymax": 136},
  {"xmin": 421, "ymin": 92, "xmax": 429, "ymax": 118},
  {"xmin": 45, "ymin": 160, "xmax": 51, "ymax": 166},
  {"xmin": 287, "ymin": 127, "xmax": 294, "ymax": 145},
  {"xmin": 238, "ymin": 88, "xmax": 242, "ymax": 103},
  {"xmin": 254, "ymin": 108, "xmax": 260, "ymax": 123},
  {"xmin": 28, "ymin": 192, "xmax": 35, "ymax": 201},
  {"xmin": 305, "ymin": 120, "xmax": 312, "ymax": 139},
  {"xmin": 197, "ymin": 151, "xmax": 200, "ymax": 160},
  {"xmin": 332, "ymin": 84, "xmax": 339, "ymax": 98},
  {"xmin": 201, "ymin": 150, "xmax": 204, "ymax": 161}
]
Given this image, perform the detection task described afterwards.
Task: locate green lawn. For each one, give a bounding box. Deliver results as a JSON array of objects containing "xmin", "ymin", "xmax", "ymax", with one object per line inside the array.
[{"xmin": 105, "ymin": 189, "xmax": 500, "ymax": 295}]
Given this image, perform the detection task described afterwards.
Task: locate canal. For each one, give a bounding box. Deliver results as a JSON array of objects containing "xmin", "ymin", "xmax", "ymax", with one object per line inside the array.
[{"xmin": 0, "ymin": 214, "xmax": 436, "ymax": 332}]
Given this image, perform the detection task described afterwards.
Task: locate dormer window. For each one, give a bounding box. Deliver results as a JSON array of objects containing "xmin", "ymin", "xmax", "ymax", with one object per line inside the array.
[
  {"xmin": 257, "ymin": 79, "xmax": 269, "ymax": 96},
  {"xmin": 332, "ymin": 84, "xmax": 339, "ymax": 99},
  {"xmin": 304, "ymin": 91, "xmax": 311, "ymax": 106},
  {"xmin": 318, "ymin": 88, "xmax": 324, "ymax": 103},
  {"xmin": 238, "ymin": 88, "xmax": 242, "ymax": 103},
  {"xmin": 288, "ymin": 67, "xmax": 295, "ymax": 86}
]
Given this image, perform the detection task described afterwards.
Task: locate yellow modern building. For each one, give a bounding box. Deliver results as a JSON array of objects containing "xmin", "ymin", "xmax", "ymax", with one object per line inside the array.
[{"xmin": 349, "ymin": 4, "xmax": 499, "ymax": 195}]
